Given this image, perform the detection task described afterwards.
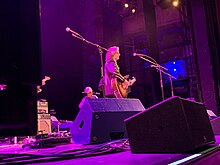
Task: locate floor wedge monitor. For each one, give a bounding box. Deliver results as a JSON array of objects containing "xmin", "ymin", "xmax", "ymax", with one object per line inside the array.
[
  {"xmin": 125, "ymin": 96, "xmax": 215, "ymax": 153},
  {"xmin": 71, "ymin": 98, "xmax": 145, "ymax": 144}
]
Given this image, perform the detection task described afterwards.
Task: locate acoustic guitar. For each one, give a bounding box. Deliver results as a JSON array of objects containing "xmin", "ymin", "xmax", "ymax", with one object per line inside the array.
[{"xmin": 111, "ymin": 76, "xmax": 136, "ymax": 98}]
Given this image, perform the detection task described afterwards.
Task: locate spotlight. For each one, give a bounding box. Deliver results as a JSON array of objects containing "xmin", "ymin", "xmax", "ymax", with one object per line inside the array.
[
  {"xmin": 124, "ymin": 3, "xmax": 129, "ymax": 8},
  {"xmin": 172, "ymin": 0, "xmax": 179, "ymax": 7},
  {"xmin": 131, "ymin": 8, "xmax": 136, "ymax": 14},
  {"xmin": 157, "ymin": 0, "xmax": 180, "ymax": 9},
  {"xmin": 119, "ymin": 0, "xmax": 138, "ymax": 17}
]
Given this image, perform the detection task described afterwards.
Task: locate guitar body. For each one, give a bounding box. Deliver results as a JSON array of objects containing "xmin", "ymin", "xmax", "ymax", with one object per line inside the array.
[
  {"xmin": 111, "ymin": 78, "xmax": 127, "ymax": 98},
  {"xmin": 111, "ymin": 77, "xmax": 136, "ymax": 98}
]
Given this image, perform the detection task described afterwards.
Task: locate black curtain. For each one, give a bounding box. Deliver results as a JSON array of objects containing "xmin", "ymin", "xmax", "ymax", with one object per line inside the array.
[
  {"xmin": 142, "ymin": 0, "xmax": 162, "ymax": 103},
  {"xmin": 204, "ymin": 0, "xmax": 220, "ymax": 115}
]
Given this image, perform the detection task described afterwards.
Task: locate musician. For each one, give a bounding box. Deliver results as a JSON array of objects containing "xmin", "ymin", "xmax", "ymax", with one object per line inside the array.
[
  {"xmin": 37, "ymin": 76, "xmax": 51, "ymax": 101},
  {"xmin": 37, "ymin": 76, "xmax": 51, "ymax": 94},
  {"xmin": 79, "ymin": 86, "xmax": 98, "ymax": 108},
  {"xmin": 104, "ymin": 46, "xmax": 129, "ymax": 98}
]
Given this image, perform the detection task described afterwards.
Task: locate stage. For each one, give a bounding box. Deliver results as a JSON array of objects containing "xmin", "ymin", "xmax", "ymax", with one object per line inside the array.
[
  {"xmin": 1, "ymin": 1, "xmax": 220, "ymax": 165},
  {"xmin": 1, "ymin": 135, "xmax": 220, "ymax": 164}
]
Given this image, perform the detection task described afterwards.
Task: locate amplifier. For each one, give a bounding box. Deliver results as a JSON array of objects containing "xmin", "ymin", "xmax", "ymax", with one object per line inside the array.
[
  {"xmin": 37, "ymin": 101, "xmax": 48, "ymax": 114},
  {"xmin": 38, "ymin": 114, "xmax": 50, "ymax": 119},
  {"xmin": 37, "ymin": 114, "xmax": 51, "ymax": 134}
]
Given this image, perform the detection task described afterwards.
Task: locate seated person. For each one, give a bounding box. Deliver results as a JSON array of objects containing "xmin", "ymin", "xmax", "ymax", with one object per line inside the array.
[{"xmin": 79, "ymin": 86, "xmax": 98, "ymax": 108}]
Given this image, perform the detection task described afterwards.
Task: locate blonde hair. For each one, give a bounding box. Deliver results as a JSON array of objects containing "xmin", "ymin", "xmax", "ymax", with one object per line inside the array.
[
  {"xmin": 105, "ymin": 46, "xmax": 119, "ymax": 62},
  {"xmin": 84, "ymin": 86, "xmax": 93, "ymax": 93}
]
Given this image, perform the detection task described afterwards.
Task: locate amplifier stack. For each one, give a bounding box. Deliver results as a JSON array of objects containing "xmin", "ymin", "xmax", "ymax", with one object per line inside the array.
[{"xmin": 37, "ymin": 100, "xmax": 51, "ymax": 134}]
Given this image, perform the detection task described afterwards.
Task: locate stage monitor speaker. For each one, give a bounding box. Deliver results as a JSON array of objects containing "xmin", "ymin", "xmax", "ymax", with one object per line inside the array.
[
  {"xmin": 71, "ymin": 98, "xmax": 145, "ymax": 144},
  {"xmin": 211, "ymin": 116, "xmax": 220, "ymax": 135},
  {"xmin": 125, "ymin": 96, "xmax": 215, "ymax": 153}
]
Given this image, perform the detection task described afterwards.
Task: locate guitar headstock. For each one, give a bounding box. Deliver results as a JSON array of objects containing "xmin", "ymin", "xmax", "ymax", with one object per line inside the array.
[
  {"xmin": 44, "ymin": 76, "xmax": 51, "ymax": 81},
  {"xmin": 131, "ymin": 76, "xmax": 136, "ymax": 82},
  {"xmin": 124, "ymin": 74, "xmax": 130, "ymax": 79},
  {"xmin": 128, "ymin": 77, "xmax": 136, "ymax": 86}
]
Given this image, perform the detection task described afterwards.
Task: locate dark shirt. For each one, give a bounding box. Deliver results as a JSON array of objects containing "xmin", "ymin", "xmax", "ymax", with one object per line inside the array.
[{"xmin": 104, "ymin": 60, "xmax": 124, "ymax": 96}]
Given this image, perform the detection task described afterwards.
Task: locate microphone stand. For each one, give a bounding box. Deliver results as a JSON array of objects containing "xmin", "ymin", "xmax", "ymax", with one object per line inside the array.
[
  {"xmin": 151, "ymin": 64, "xmax": 177, "ymax": 99},
  {"xmin": 66, "ymin": 27, "xmax": 109, "ymax": 98},
  {"xmin": 135, "ymin": 54, "xmax": 176, "ymax": 100}
]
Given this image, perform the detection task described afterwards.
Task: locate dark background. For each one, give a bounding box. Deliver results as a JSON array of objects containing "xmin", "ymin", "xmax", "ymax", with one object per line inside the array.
[
  {"xmin": 40, "ymin": 0, "xmax": 83, "ymax": 120},
  {"xmin": 0, "ymin": 0, "xmax": 41, "ymax": 136}
]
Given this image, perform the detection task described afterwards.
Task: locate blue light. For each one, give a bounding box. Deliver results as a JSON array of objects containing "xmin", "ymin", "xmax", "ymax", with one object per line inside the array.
[{"xmin": 161, "ymin": 59, "xmax": 187, "ymax": 82}]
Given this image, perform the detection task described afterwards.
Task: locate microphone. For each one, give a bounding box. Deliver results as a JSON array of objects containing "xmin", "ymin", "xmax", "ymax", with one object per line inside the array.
[
  {"xmin": 82, "ymin": 92, "xmax": 100, "ymax": 95},
  {"xmin": 66, "ymin": 27, "xmax": 79, "ymax": 36},
  {"xmin": 150, "ymin": 64, "xmax": 157, "ymax": 68},
  {"xmin": 133, "ymin": 53, "xmax": 145, "ymax": 57}
]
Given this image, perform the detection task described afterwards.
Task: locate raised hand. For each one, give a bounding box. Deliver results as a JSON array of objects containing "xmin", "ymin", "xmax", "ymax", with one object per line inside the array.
[{"xmin": 124, "ymin": 75, "xmax": 130, "ymax": 79}]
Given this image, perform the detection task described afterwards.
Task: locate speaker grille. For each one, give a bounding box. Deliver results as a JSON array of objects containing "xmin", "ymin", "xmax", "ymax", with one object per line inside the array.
[
  {"xmin": 125, "ymin": 96, "xmax": 215, "ymax": 153},
  {"xmin": 85, "ymin": 98, "xmax": 145, "ymax": 112}
]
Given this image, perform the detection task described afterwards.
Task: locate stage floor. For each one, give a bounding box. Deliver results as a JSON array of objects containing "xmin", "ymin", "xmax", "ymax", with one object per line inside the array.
[{"xmin": 1, "ymin": 135, "xmax": 220, "ymax": 164}]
